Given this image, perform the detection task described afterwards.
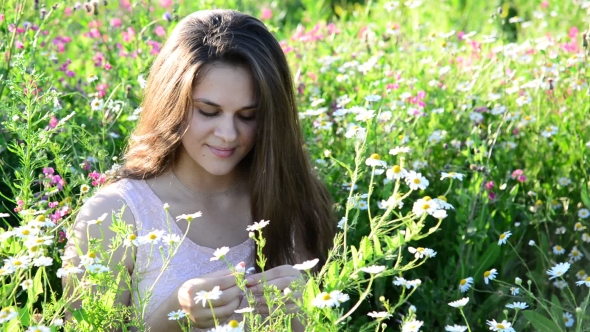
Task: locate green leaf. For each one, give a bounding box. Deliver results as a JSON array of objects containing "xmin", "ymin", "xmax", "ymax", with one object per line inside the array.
[
  {"xmin": 522, "ymin": 311, "xmax": 562, "ymax": 332},
  {"xmin": 582, "ymin": 182, "xmax": 590, "ymax": 209},
  {"xmin": 32, "ymin": 267, "xmax": 44, "ymax": 299},
  {"xmin": 350, "ymin": 245, "xmax": 359, "ymax": 270},
  {"xmin": 550, "ymin": 295, "xmax": 565, "ymax": 328},
  {"xmin": 472, "ymin": 244, "xmax": 500, "ymax": 280}
]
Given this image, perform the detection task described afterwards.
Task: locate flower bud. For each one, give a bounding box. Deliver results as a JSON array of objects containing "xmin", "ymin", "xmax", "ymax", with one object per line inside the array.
[
  {"xmin": 248, "ymin": 231, "xmax": 255, "ymax": 238},
  {"xmin": 409, "ymin": 305, "xmax": 416, "ymax": 313},
  {"xmin": 576, "ymin": 307, "xmax": 582, "ymax": 314},
  {"xmin": 527, "ymin": 280, "xmax": 532, "ymax": 286},
  {"xmin": 515, "ymin": 277, "xmax": 522, "ymax": 285}
]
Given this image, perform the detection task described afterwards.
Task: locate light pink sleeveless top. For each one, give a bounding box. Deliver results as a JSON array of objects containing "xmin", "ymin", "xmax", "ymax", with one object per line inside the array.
[{"xmin": 114, "ymin": 179, "xmax": 256, "ymax": 330}]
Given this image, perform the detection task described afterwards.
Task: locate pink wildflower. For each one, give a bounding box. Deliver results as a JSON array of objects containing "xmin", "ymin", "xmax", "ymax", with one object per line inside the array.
[
  {"xmin": 261, "ymin": 8, "xmax": 272, "ymax": 20},
  {"xmin": 485, "ymin": 181, "xmax": 494, "ymax": 190},
  {"xmin": 111, "ymin": 18, "xmax": 122, "ymax": 27},
  {"xmin": 160, "ymin": 0, "xmax": 172, "ymax": 7},
  {"xmin": 154, "ymin": 25, "xmax": 166, "ymax": 37}
]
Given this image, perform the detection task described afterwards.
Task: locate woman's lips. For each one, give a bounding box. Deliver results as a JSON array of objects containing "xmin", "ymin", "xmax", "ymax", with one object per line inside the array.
[{"xmin": 207, "ymin": 145, "xmax": 235, "ymax": 158}]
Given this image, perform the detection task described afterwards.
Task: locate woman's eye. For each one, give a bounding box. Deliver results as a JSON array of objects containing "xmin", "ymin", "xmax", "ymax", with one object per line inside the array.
[
  {"xmin": 197, "ymin": 109, "xmax": 217, "ymax": 117},
  {"xmin": 239, "ymin": 113, "xmax": 256, "ymax": 121}
]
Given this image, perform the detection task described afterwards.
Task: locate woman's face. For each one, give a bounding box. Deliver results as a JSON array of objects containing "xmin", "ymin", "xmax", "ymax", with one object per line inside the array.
[{"xmin": 179, "ymin": 64, "xmax": 258, "ymax": 177}]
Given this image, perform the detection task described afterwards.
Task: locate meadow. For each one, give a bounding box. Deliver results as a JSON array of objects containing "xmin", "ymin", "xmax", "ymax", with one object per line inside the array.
[{"xmin": 1, "ymin": 0, "xmax": 590, "ymax": 331}]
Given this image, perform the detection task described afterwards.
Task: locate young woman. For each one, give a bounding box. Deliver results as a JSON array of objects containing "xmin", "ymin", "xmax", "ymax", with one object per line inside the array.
[{"xmin": 62, "ymin": 9, "xmax": 336, "ymax": 331}]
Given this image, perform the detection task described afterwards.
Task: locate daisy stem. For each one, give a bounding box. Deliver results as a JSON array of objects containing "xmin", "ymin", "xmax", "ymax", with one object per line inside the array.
[
  {"xmin": 459, "ymin": 308, "xmax": 472, "ymax": 332},
  {"xmin": 335, "ymin": 276, "xmax": 374, "ymax": 325},
  {"xmin": 208, "ymin": 299, "xmax": 219, "ymax": 327},
  {"xmin": 507, "ymin": 242, "xmax": 541, "ymax": 292}
]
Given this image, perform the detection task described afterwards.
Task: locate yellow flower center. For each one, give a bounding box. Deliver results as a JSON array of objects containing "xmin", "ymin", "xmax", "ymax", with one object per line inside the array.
[
  {"xmin": 525, "ymin": 116, "xmax": 531, "ymax": 121},
  {"xmin": 413, "ymin": 178, "xmax": 420, "ymax": 184},
  {"xmin": 423, "ymin": 196, "xmax": 432, "ymax": 201},
  {"xmin": 484, "ymin": 271, "xmax": 491, "ymax": 277},
  {"xmin": 431, "ymin": 138, "xmax": 438, "ymax": 143},
  {"xmin": 30, "ymin": 246, "xmax": 39, "ymax": 252},
  {"xmin": 14, "ymin": 261, "xmax": 22, "ymax": 266},
  {"xmin": 564, "ymin": 317, "xmax": 569, "ymax": 322},
  {"xmin": 536, "ymin": 200, "xmax": 542, "ymax": 206},
  {"xmin": 398, "ymin": 135, "xmax": 404, "ymax": 140},
  {"xmin": 22, "ymin": 230, "xmax": 30, "ymax": 235},
  {"xmin": 370, "ymin": 153, "xmax": 381, "ymax": 160},
  {"xmin": 129, "ymin": 234, "xmax": 137, "ymax": 240},
  {"xmin": 460, "ymin": 279, "xmax": 467, "ymax": 285},
  {"xmin": 416, "ymin": 247, "xmax": 424, "ymax": 252},
  {"xmin": 499, "ymin": 234, "xmax": 506, "ymax": 239},
  {"xmin": 497, "ymin": 324, "xmax": 505, "ymax": 329},
  {"xmin": 228, "ymin": 320, "xmax": 240, "ymax": 327},
  {"xmin": 545, "ymin": 127, "xmax": 553, "ymax": 132},
  {"xmin": 438, "ymin": 195, "xmax": 447, "ymax": 202},
  {"xmin": 575, "ymin": 223, "xmax": 582, "ymax": 229},
  {"xmin": 149, "ymin": 234, "xmax": 157, "ymax": 240},
  {"xmin": 88, "ymin": 252, "xmax": 96, "ymax": 259},
  {"xmin": 322, "ymin": 293, "xmax": 331, "ymax": 301},
  {"xmin": 422, "ymin": 204, "xmax": 430, "ymax": 210},
  {"xmin": 573, "ymin": 251, "xmax": 579, "ymax": 256},
  {"xmin": 585, "ymin": 276, "xmax": 590, "ymax": 282},
  {"xmin": 556, "ymin": 246, "xmax": 562, "ymax": 251},
  {"xmin": 392, "ymin": 165, "xmax": 401, "ymax": 173},
  {"xmin": 35, "ymin": 215, "xmax": 45, "ymax": 222}
]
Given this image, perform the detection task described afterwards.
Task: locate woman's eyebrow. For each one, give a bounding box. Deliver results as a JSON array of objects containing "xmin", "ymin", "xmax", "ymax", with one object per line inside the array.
[{"xmin": 193, "ymin": 98, "xmax": 258, "ymax": 110}]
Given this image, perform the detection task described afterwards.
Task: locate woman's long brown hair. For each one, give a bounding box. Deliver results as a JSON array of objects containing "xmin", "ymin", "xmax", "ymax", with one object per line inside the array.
[{"xmin": 116, "ymin": 9, "xmax": 336, "ymax": 271}]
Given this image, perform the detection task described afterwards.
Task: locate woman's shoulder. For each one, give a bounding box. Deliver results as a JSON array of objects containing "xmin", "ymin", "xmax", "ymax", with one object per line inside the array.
[{"xmin": 74, "ymin": 179, "xmax": 139, "ymax": 229}]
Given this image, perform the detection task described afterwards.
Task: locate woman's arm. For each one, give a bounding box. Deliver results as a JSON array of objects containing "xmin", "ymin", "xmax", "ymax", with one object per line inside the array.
[{"xmin": 61, "ymin": 186, "xmax": 135, "ymax": 324}]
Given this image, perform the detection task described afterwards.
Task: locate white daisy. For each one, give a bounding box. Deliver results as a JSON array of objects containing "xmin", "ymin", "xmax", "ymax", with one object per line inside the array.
[
  {"xmin": 433, "ymin": 196, "xmax": 454, "ymax": 210},
  {"xmin": 440, "ymin": 172, "xmax": 465, "ymax": 181},
  {"xmin": 498, "ymin": 231, "xmax": 511, "ymax": 245},
  {"xmin": 123, "ymin": 233, "xmax": 140, "ymax": 247},
  {"xmin": 365, "ymin": 95, "xmax": 381, "ymax": 102},
  {"xmin": 87, "ymin": 213, "xmax": 108, "ymax": 225},
  {"xmin": 557, "ymin": 177, "xmax": 571, "ymax": 186},
  {"xmin": 210, "ymin": 247, "xmax": 230, "ymax": 261},
  {"xmin": 32, "ymin": 256, "xmax": 53, "ymax": 267},
  {"xmin": 138, "ymin": 230, "xmax": 165, "ymax": 245},
  {"xmin": 433, "ymin": 209, "xmax": 448, "ymax": 219},
  {"xmin": 87, "ymin": 264, "xmax": 110, "ymax": 273},
  {"xmin": 389, "ymin": 146, "xmax": 411, "ymax": 155},
  {"xmin": 79, "ymin": 251, "xmax": 100, "ymax": 266},
  {"xmin": 576, "ymin": 269, "xmax": 588, "ymax": 280},
  {"xmin": 360, "ymin": 265, "xmax": 386, "ymax": 274},
  {"xmin": 568, "ymin": 246, "xmax": 583, "ymax": 262},
  {"xmin": 234, "ymin": 307, "xmax": 255, "ymax": 313},
  {"xmin": 365, "ymin": 153, "xmax": 387, "ymax": 167},
  {"xmin": 167, "ymin": 310, "xmax": 186, "ymax": 320},
  {"xmin": 578, "ymin": 208, "xmax": 590, "ymax": 219},
  {"xmin": 408, "ymin": 247, "xmax": 437, "ymax": 259},
  {"xmin": 4, "ymin": 256, "xmax": 31, "ymax": 270},
  {"xmin": 246, "ymin": 220, "xmax": 270, "ymax": 231},
  {"xmin": 576, "ymin": 276, "xmax": 590, "ymax": 287},
  {"xmin": 0, "ymin": 307, "xmax": 17, "ymax": 324},
  {"xmin": 510, "ymin": 287, "xmax": 519, "ymax": 295},
  {"xmin": 553, "ymin": 280, "xmax": 567, "ymax": 289},
  {"xmin": 412, "ymin": 198, "xmax": 440, "ymax": 217},
  {"xmin": 553, "ymin": 245, "xmax": 565, "ymax": 255},
  {"xmin": 293, "ymin": 258, "xmax": 319, "ymax": 271},
  {"xmin": 547, "ymin": 262, "xmax": 570, "ymax": 280},
  {"xmin": 505, "ymin": 302, "xmax": 528, "ymax": 310},
  {"xmin": 386, "ymin": 165, "xmax": 407, "ymax": 180},
  {"xmin": 90, "ymin": 98, "xmax": 104, "ymax": 111},
  {"xmin": 311, "ymin": 290, "xmax": 349, "ymax": 308},
  {"xmin": 484, "ymin": 269, "xmax": 498, "ymax": 284},
  {"xmin": 367, "ymin": 311, "xmax": 390, "ymax": 319},
  {"xmin": 459, "ymin": 277, "xmax": 473, "ymax": 293},
  {"xmin": 175, "ymin": 212, "xmax": 203, "ymax": 222},
  {"xmin": 486, "ymin": 319, "xmax": 515, "ymax": 332},
  {"xmin": 401, "ymin": 319, "xmax": 423, "ymax": 332},
  {"xmin": 21, "ymin": 279, "xmax": 33, "ymax": 290},
  {"xmin": 448, "ymin": 297, "xmax": 469, "ymax": 308},
  {"xmin": 574, "ymin": 222, "xmax": 586, "ymax": 232},
  {"xmin": 405, "ymin": 171, "xmax": 429, "ymax": 190},
  {"xmin": 87, "ymin": 74, "xmax": 98, "ymax": 83},
  {"xmin": 56, "ymin": 266, "xmax": 84, "ymax": 278},
  {"xmin": 445, "ymin": 325, "xmax": 467, "ymax": 332},
  {"xmin": 162, "ymin": 233, "xmax": 181, "ymax": 246},
  {"xmin": 225, "ymin": 319, "xmax": 244, "ymax": 332},
  {"xmin": 393, "ymin": 277, "xmax": 422, "ymax": 289},
  {"xmin": 194, "ymin": 286, "xmax": 223, "ymax": 307},
  {"xmin": 563, "ymin": 312, "xmax": 574, "ymax": 327},
  {"xmin": 541, "ymin": 125, "xmax": 558, "ymax": 138}
]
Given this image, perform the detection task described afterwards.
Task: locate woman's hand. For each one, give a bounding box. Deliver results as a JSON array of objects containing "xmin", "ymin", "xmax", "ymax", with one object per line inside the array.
[
  {"xmin": 176, "ymin": 266, "xmax": 244, "ymax": 329},
  {"xmin": 245, "ymin": 264, "xmax": 305, "ymax": 315}
]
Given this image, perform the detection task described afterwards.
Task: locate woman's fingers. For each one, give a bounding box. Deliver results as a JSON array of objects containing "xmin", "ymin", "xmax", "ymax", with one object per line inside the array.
[
  {"xmin": 254, "ymin": 301, "xmax": 300, "ymax": 315},
  {"xmin": 247, "ymin": 276, "xmax": 303, "ymax": 294},
  {"xmin": 207, "ymin": 284, "xmax": 243, "ymax": 307}
]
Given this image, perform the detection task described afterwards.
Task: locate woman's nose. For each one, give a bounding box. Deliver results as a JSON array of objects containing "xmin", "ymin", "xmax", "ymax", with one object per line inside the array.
[{"xmin": 214, "ymin": 116, "xmax": 238, "ymax": 142}]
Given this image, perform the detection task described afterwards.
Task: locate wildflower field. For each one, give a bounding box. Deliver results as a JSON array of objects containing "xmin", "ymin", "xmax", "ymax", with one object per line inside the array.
[{"xmin": 1, "ymin": 0, "xmax": 590, "ymax": 330}]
